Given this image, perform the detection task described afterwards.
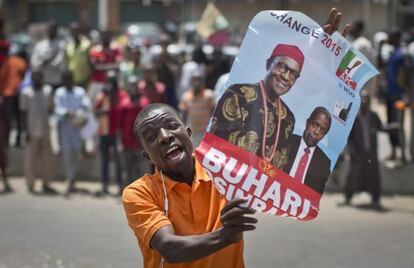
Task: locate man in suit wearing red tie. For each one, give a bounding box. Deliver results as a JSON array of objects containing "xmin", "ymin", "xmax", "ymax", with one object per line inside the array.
[{"xmin": 284, "ymin": 106, "xmax": 332, "ymax": 194}]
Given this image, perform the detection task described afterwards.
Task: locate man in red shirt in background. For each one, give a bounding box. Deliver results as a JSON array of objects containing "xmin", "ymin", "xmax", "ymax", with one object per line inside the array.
[
  {"xmin": 95, "ymin": 71, "xmax": 128, "ymax": 196},
  {"xmin": 89, "ymin": 30, "xmax": 122, "ymax": 102},
  {"xmin": 120, "ymin": 76, "xmax": 150, "ymax": 184}
]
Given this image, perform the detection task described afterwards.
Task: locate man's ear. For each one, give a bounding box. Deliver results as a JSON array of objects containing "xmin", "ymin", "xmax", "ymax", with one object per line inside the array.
[
  {"xmin": 142, "ymin": 151, "xmax": 151, "ymax": 160},
  {"xmin": 186, "ymin": 127, "xmax": 192, "ymax": 137}
]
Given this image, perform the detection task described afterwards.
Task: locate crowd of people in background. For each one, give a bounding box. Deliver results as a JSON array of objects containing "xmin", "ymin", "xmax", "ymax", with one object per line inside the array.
[
  {"xmin": 0, "ymin": 18, "xmax": 414, "ymax": 206},
  {"xmin": 340, "ymin": 20, "xmax": 414, "ymax": 209},
  {"xmin": 0, "ymin": 19, "xmax": 233, "ymax": 196}
]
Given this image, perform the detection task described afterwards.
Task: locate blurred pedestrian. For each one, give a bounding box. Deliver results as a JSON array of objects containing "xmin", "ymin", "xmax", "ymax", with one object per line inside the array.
[
  {"xmin": 179, "ymin": 71, "xmax": 215, "ymax": 147},
  {"xmin": 138, "ymin": 64, "xmax": 167, "ymax": 104},
  {"xmin": 213, "ymin": 55, "xmax": 235, "ymax": 101},
  {"xmin": 177, "ymin": 45, "xmax": 208, "ymax": 99},
  {"xmin": 342, "ymin": 91, "xmax": 385, "ymax": 210},
  {"xmin": 89, "ymin": 30, "xmax": 122, "ymax": 102},
  {"xmin": 0, "ymin": 38, "xmax": 27, "ymax": 148},
  {"xmin": 348, "ymin": 21, "xmax": 373, "ymax": 60},
  {"xmin": 65, "ymin": 22, "xmax": 92, "ymax": 88},
  {"xmin": 349, "ymin": 21, "xmax": 375, "ymax": 97},
  {"xmin": 31, "ymin": 21, "xmax": 66, "ymax": 90},
  {"xmin": 54, "ymin": 70, "xmax": 91, "ymax": 196},
  {"xmin": 119, "ymin": 45, "xmax": 144, "ymax": 89},
  {"xmin": 385, "ymin": 29, "xmax": 409, "ymax": 163},
  {"xmin": 120, "ymin": 76, "xmax": 150, "ymax": 184},
  {"xmin": 155, "ymin": 36, "xmax": 178, "ymax": 108},
  {"xmin": 373, "ymin": 31, "xmax": 392, "ymax": 102},
  {"xmin": 206, "ymin": 47, "xmax": 230, "ymax": 89},
  {"xmin": 140, "ymin": 38, "xmax": 154, "ymax": 65},
  {"xmin": 20, "ymin": 71, "xmax": 55, "ymax": 194},
  {"xmin": 95, "ymin": 71, "xmax": 127, "ymax": 196}
]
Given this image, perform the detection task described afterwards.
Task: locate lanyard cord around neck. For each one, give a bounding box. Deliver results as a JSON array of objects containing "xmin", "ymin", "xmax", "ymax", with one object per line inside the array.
[
  {"xmin": 159, "ymin": 171, "xmax": 169, "ymax": 268},
  {"xmin": 160, "ymin": 171, "xmax": 169, "ymax": 217}
]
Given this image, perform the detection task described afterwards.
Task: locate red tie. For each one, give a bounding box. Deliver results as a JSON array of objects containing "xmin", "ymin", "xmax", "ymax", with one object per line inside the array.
[{"xmin": 294, "ymin": 147, "xmax": 310, "ymax": 182}]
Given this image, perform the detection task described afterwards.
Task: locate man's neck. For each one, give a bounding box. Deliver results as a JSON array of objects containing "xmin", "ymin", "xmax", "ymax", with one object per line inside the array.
[{"xmin": 163, "ymin": 160, "xmax": 195, "ymax": 186}]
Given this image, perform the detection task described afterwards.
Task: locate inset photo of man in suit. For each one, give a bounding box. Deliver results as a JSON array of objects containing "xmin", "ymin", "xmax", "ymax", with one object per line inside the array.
[{"xmin": 284, "ymin": 107, "xmax": 332, "ymax": 194}]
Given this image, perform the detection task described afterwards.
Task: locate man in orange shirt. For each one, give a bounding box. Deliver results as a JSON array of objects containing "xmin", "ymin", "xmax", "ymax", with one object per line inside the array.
[
  {"xmin": 123, "ymin": 103, "xmax": 256, "ymax": 268},
  {"xmin": 122, "ymin": 9, "xmax": 349, "ymax": 267}
]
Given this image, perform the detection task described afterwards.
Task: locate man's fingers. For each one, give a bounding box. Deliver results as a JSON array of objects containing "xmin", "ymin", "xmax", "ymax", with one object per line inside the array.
[
  {"xmin": 325, "ymin": 8, "xmax": 337, "ymax": 28},
  {"xmin": 323, "ymin": 8, "xmax": 350, "ymax": 37},
  {"xmin": 322, "ymin": 25, "xmax": 332, "ymax": 35},
  {"xmin": 221, "ymin": 206, "xmax": 256, "ymax": 222},
  {"xmin": 220, "ymin": 198, "xmax": 248, "ymax": 216},
  {"xmin": 229, "ymin": 224, "xmax": 257, "ymax": 233},
  {"xmin": 341, "ymin": 23, "xmax": 351, "ymax": 37},
  {"xmin": 331, "ymin": 12, "xmax": 342, "ymax": 33},
  {"xmin": 222, "ymin": 216, "xmax": 258, "ymax": 228}
]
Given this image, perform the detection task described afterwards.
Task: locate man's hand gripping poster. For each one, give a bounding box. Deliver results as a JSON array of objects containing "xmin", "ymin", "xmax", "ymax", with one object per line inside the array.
[{"xmin": 195, "ymin": 11, "xmax": 379, "ymax": 221}]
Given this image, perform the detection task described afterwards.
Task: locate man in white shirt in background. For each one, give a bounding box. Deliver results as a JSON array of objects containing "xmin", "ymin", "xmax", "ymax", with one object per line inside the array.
[{"xmin": 31, "ymin": 21, "xmax": 66, "ymax": 90}]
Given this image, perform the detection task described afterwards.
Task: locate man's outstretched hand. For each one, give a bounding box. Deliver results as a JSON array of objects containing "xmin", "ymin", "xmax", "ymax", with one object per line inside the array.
[
  {"xmin": 322, "ymin": 8, "xmax": 350, "ymax": 37},
  {"xmin": 220, "ymin": 198, "xmax": 258, "ymax": 244}
]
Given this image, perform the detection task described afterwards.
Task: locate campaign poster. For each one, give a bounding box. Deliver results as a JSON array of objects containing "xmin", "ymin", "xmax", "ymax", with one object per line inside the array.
[{"xmin": 195, "ymin": 10, "xmax": 379, "ymax": 221}]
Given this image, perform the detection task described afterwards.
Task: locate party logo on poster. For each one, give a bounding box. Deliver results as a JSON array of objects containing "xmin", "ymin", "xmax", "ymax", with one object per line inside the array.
[{"xmin": 336, "ymin": 50, "xmax": 370, "ymax": 90}]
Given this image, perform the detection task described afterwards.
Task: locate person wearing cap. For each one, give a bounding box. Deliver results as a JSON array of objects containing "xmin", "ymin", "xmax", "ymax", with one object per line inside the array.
[{"xmin": 210, "ymin": 43, "xmax": 304, "ymax": 170}]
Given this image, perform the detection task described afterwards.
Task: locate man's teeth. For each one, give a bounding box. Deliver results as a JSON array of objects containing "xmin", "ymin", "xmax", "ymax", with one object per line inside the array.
[{"xmin": 166, "ymin": 145, "xmax": 179, "ymax": 154}]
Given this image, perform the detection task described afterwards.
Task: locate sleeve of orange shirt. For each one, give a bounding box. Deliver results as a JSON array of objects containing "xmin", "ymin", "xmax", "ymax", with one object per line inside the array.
[{"xmin": 122, "ymin": 178, "xmax": 172, "ymax": 248}]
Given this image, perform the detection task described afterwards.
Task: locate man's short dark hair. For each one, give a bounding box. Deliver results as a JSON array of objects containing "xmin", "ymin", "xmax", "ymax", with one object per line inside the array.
[
  {"xmin": 133, "ymin": 103, "xmax": 182, "ymax": 140},
  {"xmin": 308, "ymin": 106, "xmax": 332, "ymax": 131}
]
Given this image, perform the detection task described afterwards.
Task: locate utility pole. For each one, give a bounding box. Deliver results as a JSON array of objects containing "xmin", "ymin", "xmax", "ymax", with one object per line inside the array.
[{"xmin": 98, "ymin": 0, "xmax": 108, "ymax": 30}]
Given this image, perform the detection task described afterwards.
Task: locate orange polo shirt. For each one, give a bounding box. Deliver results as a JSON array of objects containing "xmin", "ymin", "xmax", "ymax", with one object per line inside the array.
[{"xmin": 122, "ymin": 159, "xmax": 244, "ymax": 268}]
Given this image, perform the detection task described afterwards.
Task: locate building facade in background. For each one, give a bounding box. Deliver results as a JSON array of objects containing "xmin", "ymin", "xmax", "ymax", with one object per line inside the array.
[{"xmin": 0, "ymin": 0, "xmax": 411, "ymax": 42}]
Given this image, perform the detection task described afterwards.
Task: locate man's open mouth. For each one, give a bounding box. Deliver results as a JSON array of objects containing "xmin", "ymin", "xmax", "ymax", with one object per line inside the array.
[{"xmin": 165, "ymin": 145, "xmax": 183, "ymax": 160}]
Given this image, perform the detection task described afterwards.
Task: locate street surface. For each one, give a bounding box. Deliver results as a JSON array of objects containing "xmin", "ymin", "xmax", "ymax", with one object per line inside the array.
[{"xmin": 1, "ymin": 179, "xmax": 413, "ymax": 268}]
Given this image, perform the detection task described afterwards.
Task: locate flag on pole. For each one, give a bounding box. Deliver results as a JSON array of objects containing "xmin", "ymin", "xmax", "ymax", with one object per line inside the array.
[{"xmin": 197, "ymin": 2, "xmax": 229, "ymax": 39}]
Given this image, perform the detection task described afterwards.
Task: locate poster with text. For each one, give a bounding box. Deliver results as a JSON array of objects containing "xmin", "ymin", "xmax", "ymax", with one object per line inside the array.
[{"xmin": 195, "ymin": 10, "xmax": 379, "ymax": 221}]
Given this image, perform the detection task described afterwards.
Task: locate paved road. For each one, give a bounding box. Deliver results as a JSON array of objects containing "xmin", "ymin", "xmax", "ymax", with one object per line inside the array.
[{"xmin": 1, "ymin": 179, "xmax": 413, "ymax": 268}]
